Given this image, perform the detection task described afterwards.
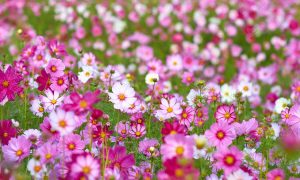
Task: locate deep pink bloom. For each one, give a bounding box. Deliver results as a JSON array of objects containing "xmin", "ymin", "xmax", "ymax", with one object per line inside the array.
[
  {"xmin": 0, "ymin": 120, "xmax": 17, "ymax": 145},
  {"xmin": 160, "ymin": 134, "xmax": 194, "ymax": 161},
  {"xmin": 50, "ymin": 75, "xmax": 69, "ymax": 93},
  {"xmin": 129, "ymin": 123, "xmax": 146, "ymax": 139},
  {"xmin": 205, "ymin": 121, "xmax": 236, "ymax": 147},
  {"xmin": 161, "ymin": 121, "xmax": 187, "ymax": 140},
  {"xmin": 158, "ymin": 157, "xmax": 200, "ymax": 179},
  {"xmin": 63, "ymin": 90, "xmax": 100, "ymax": 115},
  {"xmin": 0, "ymin": 66, "xmax": 23, "ymax": 101},
  {"xmin": 107, "ymin": 146, "xmax": 135, "ymax": 177},
  {"xmin": 266, "ymin": 168, "xmax": 285, "ymax": 180},
  {"xmin": 36, "ymin": 69, "xmax": 51, "ymax": 91},
  {"xmin": 2, "ymin": 136, "xmax": 31, "ymax": 162},
  {"xmin": 214, "ymin": 104, "xmax": 236, "ymax": 123},
  {"xmin": 213, "ymin": 146, "xmax": 243, "ymax": 175}
]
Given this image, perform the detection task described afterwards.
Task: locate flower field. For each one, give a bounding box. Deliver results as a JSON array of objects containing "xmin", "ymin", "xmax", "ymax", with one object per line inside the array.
[{"xmin": 1, "ymin": 0, "xmax": 300, "ymax": 179}]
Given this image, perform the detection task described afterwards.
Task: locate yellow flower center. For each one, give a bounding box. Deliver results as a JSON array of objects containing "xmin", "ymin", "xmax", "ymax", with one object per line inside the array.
[
  {"xmin": 118, "ymin": 94, "xmax": 125, "ymax": 101},
  {"xmin": 57, "ymin": 79, "xmax": 64, "ymax": 85},
  {"xmin": 224, "ymin": 112, "xmax": 231, "ymax": 119},
  {"xmin": 45, "ymin": 153, "xmax": 52, "ymax": 160},
  {"xmin": 243, "ymin": 86, "xmax": 249, "ymax": 91},
  {"xmin": 16, "ymin": 150, "xmax": 23, "ymax": 156},
  {"xmin": 79, "ymin": 100, "xmax": 88, "ymax": 108},
  {"xmin": 182, "ymin": 113, "xmax": 188, "ymax": 118},
  {"xmin": 2, "ymin": 80, "xmax": 9, "ymax": 88},
  {"xmin": 51, "ymin": 99, "xmax": 57, "ymax": 105},
  {"xmin": 216, "ymin": 131, "xmax": 225, "ymax": 139},
  {"xmin": 34, "ymin": 165, "xmax": 42, "ymax": 172},
  {"xmin": 68, "ymin": 143, "xmax": 75, "ymax": 150},
  {"xmin": 224, "ymin": 155, "xmax": 235, "ymax": 165},
  {"xmin": 176, "ymin": 146, "xmax": 184, "ymax": 155},
  {"xmin": 51, "ymin": 66, "xmax": 57, "ymax": 72},
  {"xmin": 167, "ymin": 107, "xmax": 173, "ymax": 113},
  {"xmin": 38, "ymin": 107, "xmax": 44, "ymax": 112},
  {"xmin": 3, "ymin": 132, "xmax": 8, "ymax": 137},
  {"xmin": 175, "ymin": 169, "xmax": 184, "ymax": 177},
  {"xmin": 135, "ymin": 131, "xmax": 141, "ymax": 137},
  {"xmin": 59, "ymin": 120, "xmax": 67, "ymax": 128},
  {"xmin": 82, "ymin": 166, "xmax": 91, "ymax": 174}
]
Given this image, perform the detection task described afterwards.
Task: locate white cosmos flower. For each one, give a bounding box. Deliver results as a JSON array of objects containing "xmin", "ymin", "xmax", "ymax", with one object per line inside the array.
[
  {"xmin": 40, "ymin": 90, "xmax": 64, "ymax": 112},
  {"xmin": 49, "ymin": 108, "xmax": 76, "ymax": 136},
  {"xmin": 221, "ymin": 84, "xmax": 236, "ymax": 103},
  {"xmin": 78, "ymin": 65, "xmax": 96, "ymax": 83},
  {"xmin": 187, "ymin": 89, "xmax": 201, "ymax": 107},
  {"xmin": 145, "ymin": 73, "xmax": 159, "ymax": 85},
  {"xmin": 27, "ymin": 158, "xmax": 47, "ymax": 179},
  {"xmin": 108, "ymin": 82, "xmax": 137, "ymax": 111},
  {"xmin": 274, "ymin": 97, "xmax": 290, "ymax": 114},
  {"xmin": 227, "ymin": 169, "xmax": 253, "ymax": 180},
  {"xmin": 238, "ymin": 81, "xmax": 253, "ymax": 97},
  {"xmin": 271, "ymin": 123, "xmax": 280, "ymax": 139}
]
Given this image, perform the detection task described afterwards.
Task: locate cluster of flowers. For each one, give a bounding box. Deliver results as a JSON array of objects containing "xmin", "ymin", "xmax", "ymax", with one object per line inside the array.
[{"xmin": 1, "ymin": 0, "xmax": 300, "ymax": 179}]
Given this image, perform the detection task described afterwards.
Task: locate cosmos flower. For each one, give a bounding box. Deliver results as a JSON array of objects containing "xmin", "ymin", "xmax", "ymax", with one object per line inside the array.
[
  {"xmin": 63, "ymin": 90, "xmax": 100, "ymax": 115},
  {"xmin": 36, "ymin": 69, "xmax": 51, "ymax": 91},
  {"xmin": 0, "ymin": 66, "xmax": 23, "ymax": 102},
  {"xmin": 145, "ymin": 72, "xmax": 159, "ymax": 85},
  {"xmin": 49, "ymin": 108, "xmax": 77, "ymax": 136},
  {"xmin": 205, "ymin": 121, "xmax": 236, "ymax": 148},
  {"xmin": 214, "ymin": 104, "xmax": 236, "ymax": 124},
  {"xmin": 58, "ymin": 133, "xmax": 85, "ymax": 154},
  {"xmin": 27, "ymin": 158, "xmax": 47, "ymax": 179},
  {"xmin": 45, "ymin": 58, "xmax": 65, "ymax": 77},
  {"xmin": 266, "ymin": 168, "xmax": 285, "ymax": 180},
  {"xmin": 108, "ymin": 82, "xmax": 136, "ymax": 111},
  {"xmin": 221, "ymin": 84, "xmax": 236, "ymax": 103},
  {"xmin": 35, "ymin": 142, "xmax": 58, "ymax": 164},
  {"xmin": 50, "ymin": 75, "xmax": 69, "ymax": 92},
  {"xmin": 213, "ymin": 146, "xmax": 243, "ymax": 175},
  {"xmin": 166, "ymin": 54, "xmax": 183, "ymax": 71},
  {"xmin": 40, "ymin": 90, "xmax": 64, "ymax": 112},
  {"xmin": 129, "ymin": 123, "xmax": 146, "ymax": 139},
  {"xmin": 160, "ymin": 134, "xmax": 194, "ymax": 161},
  {"xmin": 2, "ymin": 136, "xmax": 32, "ymax": 162},
  {"xmin": 138, "ymin": 138, "xmax": 160, "ymax": 157},
  {"xmin": 274, "ymin": 97, "xmax": 290, "ymax": 114},
  {"xmin": 0, "ymin": 120, "xmax": 17, "ymax": 145},
  {"xmin": 66, "ymin": 152, "xmax": 100, "ymax": 179},
  {"xmin": 156, "ymin": 97, "xmax": 182, "ymax": 120}
]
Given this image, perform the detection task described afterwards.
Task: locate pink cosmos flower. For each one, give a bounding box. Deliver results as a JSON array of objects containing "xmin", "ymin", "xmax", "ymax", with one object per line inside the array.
[
  {"xmin": 0, "ymin": 66, "xmax": 23, "ymax": 102},
  {"xmin": 81, "ymin": 52, "xmax": 96, "ymax": 66},
  {"xmin": 160, "ymin": 134, "xmax": 194, "ymax": 161},
  {"xmin": 35, "ymin": 142, "xmax": 58, "ymax": 164},
  {"xmin": 129, "ymin": 123, "xmax": 146, "ymax": 139},
  {"xmin": 50, "ymin": 75, "xmax": 69, "ymax": 93},
  {"xmin": 63, "ymin": 90, "xmax": 100, "ymax": 115},
  {"xmin": 138, "ymin": 138, "xmax": 160, "ymax": 157},
  {"xmin": 115, "ymin": 121, "xmax": 130, "ymax": 137},
  {"xmin": 66, "ymin": 152, "xmax": 100, "ymax": 179},
  {"xmin": 2, "ymin": 136, "xmax": 32, "ymax": 162},
  {"xmin": 48, "ymin": 39, "xmax": 67, "ymax": 57},
  {"xmin": 213, "ymin": 146, "xmax": 243, "ymax": 175},
  {"xmin": 214, "ymin": 104, "xmax": 236, "ymax": 124},
  {"xmin": 136, "ymin": 45, "xmax": 153, "ymax": 61},
  {"xmin": 59, "ymin": 133, "xmax": 85, "ymax": 154},
  {"xmin": 45, "ymin": 58, "xmax": 65, "ymax": 77},
  {"xmin": 177, "ymin": 106, "xmax": 194, "ymax": 127},
  {"xmin": 156, "ymin": 97, "xmax": 182, "ymax": 120},
  {"xmin": 166, "ymin": 54, "xmax": 183, "ymax": 71},
  {"xmin": 233, "ymin": 118, "xmax": 258, "ymax": 136},
  {"xmin": 205, "ymin": 121, "xmax": 236, "ymax": 148},
  {"xmin": 287, "ymin": 104, "xmax": 300, "ymax": 134},
  {"xmin": 266, "ymin": 168, "xmax": 285, "ymax": 180},
  {"xmin": 182, "ymin": 71, "xmax": 195, "ymax": 85},
  {"xmin": 281, "ymin": 108, "xmax": 292, "ymax": 124}
]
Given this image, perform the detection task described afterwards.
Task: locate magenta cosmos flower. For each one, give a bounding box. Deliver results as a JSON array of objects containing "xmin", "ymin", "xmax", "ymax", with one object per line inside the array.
[
  {"xmin": 214, "ymin": 104, "xmax": 236, "ymax": 124},
  {"xmin": 2, "ymin": 136, "xmax": 31, "ymax": 162},
  {"xmin": 0, "ymin": 120, "xmax": 17, "ymax": 145},
  {"xmin": 160, "ymin": 134, "xmax": 194, "ymax": 161},
  {"xmin": 205, "ymin": 121, "xmax": 236, "ymax": 148},
  {"xmin": 63, "ymin": 90, "xmax": 100, "ymax": 115},
  {"xmin": 0, "ymin": 66, "xmax": 23, "ymax": 102},
  {"xmin": 45, "ymin": 58, "xmax": 65, "ymax": 77},
  {"xmin": 213, "ymin": 146, "xmax": 243, "ymax": 175}
]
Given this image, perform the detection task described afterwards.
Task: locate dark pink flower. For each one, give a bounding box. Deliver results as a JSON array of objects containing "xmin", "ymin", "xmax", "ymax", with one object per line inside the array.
[{"xmin": 0, "ymin": 66, "xmax": 23, "ymax": 102}]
